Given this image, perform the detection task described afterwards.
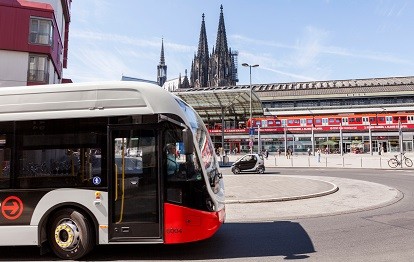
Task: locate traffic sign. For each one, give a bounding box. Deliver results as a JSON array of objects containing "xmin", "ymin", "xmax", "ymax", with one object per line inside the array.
[{"xmin": 1, "ymin": 196, "xmax": 24, "ymax": 220}]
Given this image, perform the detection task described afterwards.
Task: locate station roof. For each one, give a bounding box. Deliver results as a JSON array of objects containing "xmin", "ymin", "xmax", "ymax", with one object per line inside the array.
[{"xmin": 174, "ymin": 88, "xmax": 263, "ymax": 122}]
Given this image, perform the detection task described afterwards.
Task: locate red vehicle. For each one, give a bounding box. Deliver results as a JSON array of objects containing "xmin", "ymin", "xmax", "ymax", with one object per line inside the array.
[{"xmin": 246, "ymin": 112, "xmax": 414, "ymax": 131}]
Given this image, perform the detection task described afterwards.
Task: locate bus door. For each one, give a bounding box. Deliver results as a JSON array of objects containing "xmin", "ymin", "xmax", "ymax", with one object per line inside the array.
[{"xmin": 108, "ymin": 126, "xmax": 161, "ymax": 241}]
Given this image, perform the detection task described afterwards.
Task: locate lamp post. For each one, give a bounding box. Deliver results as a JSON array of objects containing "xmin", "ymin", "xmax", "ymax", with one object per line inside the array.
[
  {"xmin": 308, "ymin": 109, "xmax": 315, "ymax": 155},
  {"xmin": 242, "ymin": 63, "xmax": 259, "ymax": 153}
]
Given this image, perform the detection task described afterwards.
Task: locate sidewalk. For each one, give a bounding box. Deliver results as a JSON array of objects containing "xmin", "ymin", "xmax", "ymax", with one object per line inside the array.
[
  {"xmin": 220, "ymin": 152, "xmax": 404, "ymax": 221},
  {"xmin": 224, "ymin": 175, "xmax": 338, "ymax": 204},
  {"xmin": 224, "ymin": 174, "xmax": 402, "ymax": 221},
  {"xmin": 222, "ymin": 152, "xmax": 414, "ymax": 169}
]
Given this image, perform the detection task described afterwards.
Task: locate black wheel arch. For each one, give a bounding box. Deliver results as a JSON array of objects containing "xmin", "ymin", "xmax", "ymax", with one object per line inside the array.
[{"xmin": 37, "ymin": 202, "xmax": 100, "ymax": 248}]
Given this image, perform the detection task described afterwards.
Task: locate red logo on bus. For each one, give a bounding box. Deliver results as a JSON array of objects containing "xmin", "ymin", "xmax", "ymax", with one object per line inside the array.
[{"xmin": 1, "ymin": 196, "xmax": 24, "ymax": 220}]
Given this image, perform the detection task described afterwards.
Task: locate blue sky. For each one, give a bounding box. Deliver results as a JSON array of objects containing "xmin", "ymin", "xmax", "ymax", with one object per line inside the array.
[{"xmin": 64, "ymin": 0, "xmax": 414, "ymax": 85}]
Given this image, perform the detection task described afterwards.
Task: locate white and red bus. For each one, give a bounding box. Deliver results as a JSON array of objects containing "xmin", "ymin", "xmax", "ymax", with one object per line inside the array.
[{"xmin": 0, "ymin": 81, "xmax": 225, "ymax": 259}]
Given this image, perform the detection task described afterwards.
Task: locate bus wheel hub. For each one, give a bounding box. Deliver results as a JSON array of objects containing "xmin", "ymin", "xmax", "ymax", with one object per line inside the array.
[{"xmin": 54, "ymin": 220, "xmax": 80, "ymax": 250}]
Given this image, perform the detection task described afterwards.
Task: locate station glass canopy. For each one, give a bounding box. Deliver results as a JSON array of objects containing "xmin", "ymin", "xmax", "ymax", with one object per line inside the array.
[{"xmin": 174, "ymin": 89, "xmax": 264, "ymax": 122}]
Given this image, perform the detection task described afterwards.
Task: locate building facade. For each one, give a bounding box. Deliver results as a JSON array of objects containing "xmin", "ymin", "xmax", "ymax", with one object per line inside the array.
[
  {"xmin": 0, "ymin": 0, "xmax": 71, "ymax": 87},
  {"xmin": 190, "ymin": 5, "xmax": 238, "ymax": 88},
  {"xmin": 197, "ymin": 76, "xmax": 414, "ymax": 155}
]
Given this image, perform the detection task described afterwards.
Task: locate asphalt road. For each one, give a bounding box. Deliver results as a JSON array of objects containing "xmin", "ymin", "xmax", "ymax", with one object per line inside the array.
[{"xmin": 1, "ymin": 167, "xmax": 413, "ymax": 261}]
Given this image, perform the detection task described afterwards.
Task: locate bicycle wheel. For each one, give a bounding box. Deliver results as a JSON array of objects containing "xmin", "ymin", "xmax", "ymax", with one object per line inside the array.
[
  {"xmin": 404, "ymin": 157, "xmax": 413, "ymax": 167},
  {"xmin": 388, "ymin": 158, "xmax": 398, "ymax": 168}
]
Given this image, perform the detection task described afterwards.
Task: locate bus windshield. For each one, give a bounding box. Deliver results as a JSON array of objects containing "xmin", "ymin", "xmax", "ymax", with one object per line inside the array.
[{"xmin": 175, "ymin": 99, "xmax": 221, "ymax": 186}]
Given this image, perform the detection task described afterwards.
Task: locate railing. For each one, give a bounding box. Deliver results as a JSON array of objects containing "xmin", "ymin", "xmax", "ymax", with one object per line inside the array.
[{"xmin": 223, "ymin": 153, "xmax": 414, "ymax": 169}]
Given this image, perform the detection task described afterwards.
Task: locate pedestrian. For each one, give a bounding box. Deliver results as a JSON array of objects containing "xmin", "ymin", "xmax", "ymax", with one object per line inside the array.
[
  {"xmin": 317, "ymin": 148, "xmax": 321, "ymax": 163},
  {"xmin": 307, "ymin": 147, "xmax": 311, "ymax": 156},
  {"xmin": 286, "ymin": 148, "xmax": 291, "ymax": 159},
  {"xmin": 265, "ymin": 149, "xmax": 269, "ymax": 159}
]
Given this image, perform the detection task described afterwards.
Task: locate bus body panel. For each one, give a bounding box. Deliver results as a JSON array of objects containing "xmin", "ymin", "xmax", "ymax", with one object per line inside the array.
[
  {"xmin": 163, "ymin": 203, "xmax": 224, "ymax": 244},
  {"xmin": 0, "ymin": 226, "xmax": 37, "ymax": 245},
  {"xmin": 30, "ymin": 189, "xmax": 109, "ymax": 227},
  {"xmin": 0, "ymin": 81, "xmax": 184, "ymax": 122}
]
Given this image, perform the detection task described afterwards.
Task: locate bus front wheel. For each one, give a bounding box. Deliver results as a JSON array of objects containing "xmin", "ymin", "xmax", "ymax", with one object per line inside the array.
[{"xmin": 48, "ymin": 208, "xmax": 94, "ymax": 260}]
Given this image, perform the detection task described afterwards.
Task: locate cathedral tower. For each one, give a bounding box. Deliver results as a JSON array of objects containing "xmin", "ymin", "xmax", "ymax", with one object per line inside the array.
[
  {"xmin": 157, "ymin": 38, "xmax": 167, "ymax": 86},
  {"xmin": 190, "ymin": 14, "xmax": 210, "ymax": 88},
  {"xmin": 190, "ymin": 5, "xmax": 238, "ymax": 88},
  {"xmin": 209, "ymin": 5, "xmax": 238, "ymax": 87}
]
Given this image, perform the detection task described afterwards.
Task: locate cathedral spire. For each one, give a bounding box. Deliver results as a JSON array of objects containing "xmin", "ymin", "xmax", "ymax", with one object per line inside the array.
[
  {"xmin": 191, "ymin": 13, "xmax": 210, "ymax": 88},
  {"xmin": 214, "ymin": 5, "xmax": 228, "ymax": 55},
  {"xmin": 157, "ymin": 38, "xmax": 167, "ymax": 86},
  {"xmin": 160, "ymin": 38, "xmax": 165, "ymax": 65},
  {"xmin": 197, "ymin": 13, "xmax": 209, "ymax": 60}
]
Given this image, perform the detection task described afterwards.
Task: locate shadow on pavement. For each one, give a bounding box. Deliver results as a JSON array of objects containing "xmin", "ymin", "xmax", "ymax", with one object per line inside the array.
[
  {"xmin": 88, "ymin": 221, "xmax": 315, "ymax": 260},
  {"xmin": 0, "ymin": 222, "xmax": 315, "ymax": 261}
]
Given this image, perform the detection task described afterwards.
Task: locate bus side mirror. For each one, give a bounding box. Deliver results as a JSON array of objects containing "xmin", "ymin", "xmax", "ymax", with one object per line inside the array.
[{"xmin": 183, "ymin": 128, "xmax": 194, "ymax": 154}]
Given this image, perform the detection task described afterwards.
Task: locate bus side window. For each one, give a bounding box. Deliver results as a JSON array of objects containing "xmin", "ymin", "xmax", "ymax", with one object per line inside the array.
[
  {"xmin": 15, "ymin": 118, "xmax": 107, "ymax": 189},
  {"xmin": 0, "ymin": 122, "xmax": 14, "ymax": 189},
  {"xmin": 0, "ymin": 144, "xmax": 11, "ymax": 189}
]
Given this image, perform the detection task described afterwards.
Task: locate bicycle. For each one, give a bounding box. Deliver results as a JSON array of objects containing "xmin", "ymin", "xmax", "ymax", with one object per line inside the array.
[{"xmin": 388, "ymin": 153, "xmax": 413, "ymax": 168}]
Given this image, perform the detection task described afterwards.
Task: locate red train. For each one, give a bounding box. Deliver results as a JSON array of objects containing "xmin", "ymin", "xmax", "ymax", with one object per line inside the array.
[{"xmin": 247, "ymin": 112, "xmax": 414, "ymax": 129}]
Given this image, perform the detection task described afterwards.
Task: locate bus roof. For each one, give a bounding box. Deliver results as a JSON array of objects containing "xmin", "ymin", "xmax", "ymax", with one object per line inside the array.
[{"xmin": 0, "ymin": 81, "xmax": 186, "ymax": 122}]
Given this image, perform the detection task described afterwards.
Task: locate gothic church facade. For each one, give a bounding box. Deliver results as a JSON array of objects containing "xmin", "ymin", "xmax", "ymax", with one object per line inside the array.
[
  {"xmin": 157, "ymin": 5, "xmax": 238, "ymax": 89},
  {"xmin": 190, "ymin": 5, "xmax": 238, "ymax": 88}
]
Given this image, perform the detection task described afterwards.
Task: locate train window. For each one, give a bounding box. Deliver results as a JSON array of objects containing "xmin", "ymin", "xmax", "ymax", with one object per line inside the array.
[
  {"xmin": 315, "ymin": 119, "xmax": 321, "ymax": 124},
  {"xmin": 349, "ymin": 118, "xmax": 355, "ymax": 123},
  {"xmin": 369, "ymin": 117, "xmax": 375, "ymax": 122},
  {"xmin": 356, "ymin": 118, "xmax": 361, "ymax": 122},
  {"xmin": 378, "ymin": 117, "xmax": 385, "ymax": 122},
  {"xmin": 294, "ymin": 119, "xmax": 300, "ymax": 124},
  {"xmin": 307, "ymin": 119, "xmax": 313, "ymax": 124},
  {"xmin": 275, "ymin": 120, "xmax": 281, "ymax": 125},
  {"xmin": 401, "ymin": 116, "xmax": 407, "ymax": 121},
  {"xmin": 288, "ymin": 120, "xmax": 293, "ymax": 124}
]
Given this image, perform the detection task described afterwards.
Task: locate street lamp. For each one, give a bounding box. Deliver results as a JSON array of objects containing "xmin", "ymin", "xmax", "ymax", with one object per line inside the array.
[
  {"xmin": 242, "ymin": 63, "xmax": 259, "ymax": 124},
  {"xmin": 242, "ymin": 63, "xmax": 259, "ymax": 153}
]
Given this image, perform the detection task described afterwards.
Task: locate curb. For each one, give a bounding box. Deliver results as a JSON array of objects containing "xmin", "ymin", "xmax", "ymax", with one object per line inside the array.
[{"xmin": 225, "ymin": 180, "xmax": 339, "ymax": 204}]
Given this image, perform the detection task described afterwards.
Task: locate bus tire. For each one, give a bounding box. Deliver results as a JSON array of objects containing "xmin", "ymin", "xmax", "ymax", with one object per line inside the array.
[{"xmin": 48, "ymin": 208, "xmax": 95, "ymax": 260}]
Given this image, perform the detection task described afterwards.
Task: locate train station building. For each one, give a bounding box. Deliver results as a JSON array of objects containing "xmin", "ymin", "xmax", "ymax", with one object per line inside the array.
[{"xmin": 174, "ymin": 76, "xmax": 414, "ymax": 155}]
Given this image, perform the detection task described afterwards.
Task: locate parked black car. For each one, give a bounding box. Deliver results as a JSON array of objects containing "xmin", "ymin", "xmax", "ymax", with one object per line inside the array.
[{"xmin": 231, "ymin": 153, "xmax": 265, "ymax": 174}]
